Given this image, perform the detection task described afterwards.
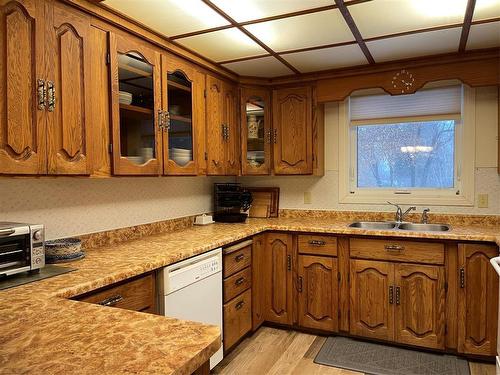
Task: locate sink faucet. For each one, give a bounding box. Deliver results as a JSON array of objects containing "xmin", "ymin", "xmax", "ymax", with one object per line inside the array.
[
  {"xmin": 421, "ymin": 208, "xmax": 430, "ymax": 224},
  {"xmin": 387, "ymin": 201, "xmax": 416, "ymax": 223}
]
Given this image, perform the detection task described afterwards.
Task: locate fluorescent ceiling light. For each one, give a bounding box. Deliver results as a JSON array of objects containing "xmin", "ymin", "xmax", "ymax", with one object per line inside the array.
[{"xmin": 411, "ymin": 0, "xmax": 467, "ymax": 17}]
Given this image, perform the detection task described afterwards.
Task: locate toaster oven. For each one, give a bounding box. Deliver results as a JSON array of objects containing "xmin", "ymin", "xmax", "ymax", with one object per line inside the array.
[{"xmin": 0, "ymin": 222, "xmax": 45, "ymax": 277}]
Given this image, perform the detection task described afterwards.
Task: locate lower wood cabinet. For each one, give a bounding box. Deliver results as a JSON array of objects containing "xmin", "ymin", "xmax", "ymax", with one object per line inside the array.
[
  {"xmin": 223, "ymin": 288, "xmax": 252, "ymax": 351},
  {"xmin": 297, "ymin": 254, "xmax": 338, "ymax": 331}
]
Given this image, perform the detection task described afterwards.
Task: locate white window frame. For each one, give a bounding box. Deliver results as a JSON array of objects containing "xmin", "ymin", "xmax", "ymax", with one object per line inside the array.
[{"xmin": 338, "ymin": 85, "xmax": 475, "ymax": 206}]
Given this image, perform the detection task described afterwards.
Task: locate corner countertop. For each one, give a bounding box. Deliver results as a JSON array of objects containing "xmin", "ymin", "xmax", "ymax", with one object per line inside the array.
[{"xmin": 1, "ymin": 217, "xmax": 498, "ymax": 374}]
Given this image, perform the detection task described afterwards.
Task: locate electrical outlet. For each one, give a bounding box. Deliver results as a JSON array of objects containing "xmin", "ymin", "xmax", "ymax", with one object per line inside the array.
[
  {"xmin": 304, "ymin": 191, "xmax": 312, "ymax": 204},
  {"xmin": 478, "ymin": 194, "xmax": 489, "ymax": 208}
]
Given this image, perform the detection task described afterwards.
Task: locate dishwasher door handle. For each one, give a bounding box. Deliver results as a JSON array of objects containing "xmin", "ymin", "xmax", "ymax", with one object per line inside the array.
[{"xmin": 490, "ymin": 256, "xmax": 500, "ymax": 277}]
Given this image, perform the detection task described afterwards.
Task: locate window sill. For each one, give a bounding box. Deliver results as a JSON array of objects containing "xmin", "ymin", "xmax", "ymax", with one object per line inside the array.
[{"xmin": 339, "ymin": 192, "xmax": 474, "ymax": 206}]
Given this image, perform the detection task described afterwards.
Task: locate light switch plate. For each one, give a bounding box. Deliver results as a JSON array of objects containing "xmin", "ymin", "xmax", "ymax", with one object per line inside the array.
[
  {"xmin": 304, "ymin": 191, "xmax": 312, "ymax": 204},
  {"xmin": 478, "ymin": 194, "xmax": 489, "ymax": 208}
]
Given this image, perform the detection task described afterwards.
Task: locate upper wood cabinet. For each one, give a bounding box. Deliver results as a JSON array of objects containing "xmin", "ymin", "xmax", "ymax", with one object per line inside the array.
[
  {"xmin": 457, "ymin": 243, "xmax": 498, "ymax": 356},
  {"xmin": 261, "ymin": 232, "xmax": 294, "ymax": 325},
  {"xmin": 109, "ymin": 33, "xmax": 162, "ymax": 175},
  {"xmin": 206, "ymin": 75, "xmax": 240, "ymax": 176},
  {"xmin": 297, "ymin": 254, "xmax": 338, "ymax": 332},
  {"xmin": 272, "ymin": 86, "xmax": 313, "ymax": 175},
  {"xmin": 240, "ymin": 87, "xmax": 271, "ymax": 175}
]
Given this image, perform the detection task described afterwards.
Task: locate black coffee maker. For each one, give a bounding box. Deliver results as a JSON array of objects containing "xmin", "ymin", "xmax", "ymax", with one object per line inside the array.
[{"xmin": 213, "ymin": 183, "xmax": 253, "ymax": 223}]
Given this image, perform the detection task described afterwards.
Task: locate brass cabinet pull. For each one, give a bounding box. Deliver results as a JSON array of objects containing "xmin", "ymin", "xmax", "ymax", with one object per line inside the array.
[
  {"xmin": 37, "ymin": 79, "xmax": 46, "ymax": 110},
  {"xmin": 266, "ymin": 129, "xmax": 272, "ymax": 144},
  {"xmin": 47, "ymin": 81, "xmax": 55, "ymax": 112},
  {"xmin": 158, "ymin": 110, "xmax": 164, "ymax": 129},
  {"xmin": 460, "ymin": 268, "xmax": 465, "ymax": 288},
  {"xmin": 389, "ymin": 286, "xmax": 394, "ymax": 304},
  {"xmin": 98, "ymin": 294, "xmax": 124, "ymax": 307},
  {"xmin": 385, "ymin": 244, "xmax": 404, "ymax": 252},
  {"xmin": 287, "ymin": 254, "xmax": 291, "ymax": 271},
  {"xmin": 235, "ymin": 277, "xmax": 245, "ymax": 286},
  {"xmin": 273, "ymin": 128, "xmax": 278, "ymax": 144},
  {"xmin": 164, "ymin": 111, "xmax": 171, "ymax": 131},
  {"xmin": 226, "ymin": 124, "xmax": 230, "ymax": 141},
  {"xmin": 395, "ymin": 286, "xmax": 401, "ymax": 305},
  {"xmin": 308, "ymin": 240, "xmax": 326, "ymax": 246},
  {"xmin": 235, "ymin": 254, "xmax": 245, "ymax": 262},
  {"xmin": 235, "ymin": 301, "xmax": 244, "ymax": 310},
  {"xmin": 298, "ymin": 276, "xmax": 303, "ymax": 292}
]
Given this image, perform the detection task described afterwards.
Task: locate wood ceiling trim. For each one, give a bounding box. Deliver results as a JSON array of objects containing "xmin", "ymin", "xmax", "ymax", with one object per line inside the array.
[
  {"xmin": 334, "ymin": 0, "xmax": 375, "ymax": 64},
  {"xmin": 278, "ymin": 40, "xmax": 359, "ymax": 55},
  {"xmin": 459, "ymin": 0, "xmax": 477, "ymax": 52},
  {"xmin": 219, "ymin": 54, "xmax": 273, "ymax": 65},
  {"xmin": 170, "ymin": 25, "xmax": 234, "ymax": 40},
  {"xmin": 201, "ymin": 0, "xmax": 301, "ymax": 74}
]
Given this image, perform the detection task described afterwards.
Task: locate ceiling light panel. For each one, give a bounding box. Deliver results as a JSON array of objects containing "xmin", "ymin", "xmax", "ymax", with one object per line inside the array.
[
  {"xmin": 221, "ymin": 56, "xmax": 294, "ymax": 77},
  {"xmin": 473, "ymin": 0, "xmax": 500, "ymax": 21},
  {"xmin": 176, "ymin": 28, "xmax": 267, "ymax": 62},
  {"xmin": 467, "ymin": 21, "xmax": 500, "ymax": 49},
  {"xmin": 102, "ymin": 0, "xmax": 229, "ymax": 37},
  {"xmin": 367, "ymin": 28, "xmax": 462, "ymax": 62},
  {"xmin": 349, "ymin": 0, "xmax": 468, "ymax": 38},
  {"xmin": 244, "ymin": 10, "xmax": 354, "ymax": 52},
  {"xmin": 211, "ymin": 0, "xmax": 334, "ymax": 22},
  {"xmin": 282, "ymin": 44, "xmax": 368, "ymax": 73}
]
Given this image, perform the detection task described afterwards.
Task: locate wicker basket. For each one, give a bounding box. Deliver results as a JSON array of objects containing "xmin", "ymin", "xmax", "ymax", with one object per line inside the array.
[{"xmin": 45, "ymin": 238, "xmax": 85, "ymax": 264}]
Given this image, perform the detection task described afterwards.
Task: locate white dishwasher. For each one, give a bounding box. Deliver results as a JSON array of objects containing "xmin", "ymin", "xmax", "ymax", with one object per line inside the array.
[{"xmin": 161, "ymin": 248, "xmax": 223, "ymax": 369}]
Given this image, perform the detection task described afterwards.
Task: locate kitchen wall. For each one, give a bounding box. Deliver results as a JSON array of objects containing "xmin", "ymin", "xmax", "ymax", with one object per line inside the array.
[
  {"xmin": 0, "ymin": 177, "xmax": 226, "ymax": 240},
  {"xmin": 239, "ymin": 86, "xmax": 500, "ymax": 216}
]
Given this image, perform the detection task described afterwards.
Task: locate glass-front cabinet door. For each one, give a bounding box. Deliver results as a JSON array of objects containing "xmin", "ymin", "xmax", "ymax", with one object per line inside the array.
[
  {"xmin": 241, "ymin": 87, "xmax": 271, "ymax": 175},
  {"xmin": 110, "ymin": 34, "xmax": 162, "ymax": 175},
  {"xmin": 161, "ymin": 55, "xmax": 200, "ymax": 175}
]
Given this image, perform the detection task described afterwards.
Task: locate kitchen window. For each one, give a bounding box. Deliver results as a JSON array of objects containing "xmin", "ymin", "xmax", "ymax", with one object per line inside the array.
[{"xmin": 339, "ymin": 84, "xmax": 475, "ymax": 206}]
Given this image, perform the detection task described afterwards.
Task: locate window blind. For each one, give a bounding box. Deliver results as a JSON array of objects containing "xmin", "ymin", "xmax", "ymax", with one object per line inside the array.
[{"xmin": 349, "ymin": 85, "xmax": 462, "ymax": 121}]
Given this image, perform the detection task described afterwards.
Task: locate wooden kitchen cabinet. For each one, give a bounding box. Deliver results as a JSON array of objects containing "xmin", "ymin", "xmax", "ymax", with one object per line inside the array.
[
  {"xmin": 206, "ymin": 75, "xmax": 239, "ymax": 176},
  {"xmin": 297, "ymin": 255, "xmax": 338, "ymax": 332},
  {"xmin": 272, "ymin": 86, "xmax": 313, "ymax": 175},
  {"xmin": 457, "ymin": 243, "xmax": 499, "ymax": 356},
  {"xmin": 240, "ymin": 87, "xmax": 272, "ymax": 175},
  {"xmin": 261, "ymin": 232, "xmax": 294, "ymax": 325}
]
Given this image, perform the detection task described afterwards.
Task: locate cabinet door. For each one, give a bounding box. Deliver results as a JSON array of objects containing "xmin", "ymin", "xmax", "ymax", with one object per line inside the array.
[
  {"xmin": 272, "ymin": 86, "xmax": 312, "ymax": 175},
  {"xmin": 161, "ymin": 54, "xmax": 201, "ymax": 175},
  {"xmin": 205, "ymin": 75, "xmax": 225, "ymax": 175},
  {"xmin": 252, "ymin": 234, "xmax": 265, "ymax": 331},
  {"xmin": 350, "ymin": 259, "xmax": 394, "ymax": 341},
  {"xmin": 46, "ymin": 2, "xmax": 91, "ymax": 175},
  {"xmin": 298, "ymin": 255, "xmax": 338, "ymax": 332},
  {"xmin": 241, "ymin": 87, "xmax": 271, "ymax": 175},
  {"xmin": 395, "ymin": 263, "xmax": 445, "ymax": 349},
  {"xmin": 109, "ymin": 33, "xmax": 162, "ymax": 175},
  {"xmin": 223, "ymin": 82, "xmax": 239, "ymax": 176},
  {"xmin": 0, "ymin": 0, "xmax": 46, "ymax": 174},
  {"xmin": 458, "ymin": 243, "xmax": 498, "ymax": 356},
  {"xmin": 262, "ymin": 232, "xmax": 294, "ymax": 325}
]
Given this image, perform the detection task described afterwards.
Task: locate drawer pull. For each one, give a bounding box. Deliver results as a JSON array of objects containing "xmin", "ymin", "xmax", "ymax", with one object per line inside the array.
[
  {"xmin": 460, "ymin": 268, "xmax": 465, "ymax": 288},
  {"xmin": 98, "ymin": 294, "xmax": 124, "ymax": 307},
  {"xmin": 287, "ymin": 254, "xmax": 291, "ymax": 271},
  {"xmin": 385, "ymin": 244, "xmax": 404, "ymax": 252},
  {"xmin": 235, "ymin": 277, "xmax": 245, "ymax": 286},
  {"xmin": 235, "ymin": 254, "xmax": 245, "ymax": 262},
  {"xmin": 235, "ymin": 301, "xmax": 245, "ymax": 310},
  {"xmin": 389, "ymin": 286, "xmax": 394, "ymax": 304},
  {"xmin": 308, "ymin": 240, "xmax": 326, "ymax": 246},
  {"xmin": 395, "ymin": 286, "xmax": 401, "ymax": 305}
]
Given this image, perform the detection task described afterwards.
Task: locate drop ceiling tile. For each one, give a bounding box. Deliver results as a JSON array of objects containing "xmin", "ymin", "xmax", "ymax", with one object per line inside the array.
[
  {"xmin": 102, "ymin": 0, "xmax": 229, "ymax": 37},
  {"xmin": 349, "ymin": 0, "xmax": 468, "ymax": 38},
  {"xmin": 367, "ymin": 28, "xmax": 462, "ymax": 62},
  {"xmin": 221, "ymin": 56, "xmax": 294, "ymax": 77},
  {"xmin": 282, "ymin": 44, "xmax": 368, "ymax": 73},
  {"xmin": 211, "ymin": 0, "xmax": 334, "ymax": 22},
  {"xmin": 244, "ymin": 9, "xmax": 354, "ymax": 52},
  {"xmin": 176, "ymin": 28, "xmax": 267, "ymax": 62},
  {"xmin": 473, "ymin": 0, "xmax": 500, "ymax": 21},
  {"xmin": 467, "ymin": 21, "xmax": 500, "ymax": 49}
]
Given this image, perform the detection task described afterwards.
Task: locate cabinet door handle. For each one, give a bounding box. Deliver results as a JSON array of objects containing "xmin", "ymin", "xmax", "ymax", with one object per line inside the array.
[
  {"xmin": 287, "ymin": 254, "xmax": 291, "ymax": 271},
  {"xmin": 158, "ymin": 110, "xmax": 164, "ymax": 129},
  {"xmin": 460, "ymin": 268, "xmax": 465, "ymax": 288},
  {"xmin": 266, "ymin": 129, "xmax": 272, "ymax": 144},
  {"xmin": 235, "ymin": 301, "xmax": 245, "ymax": 310},
  {"xmin": 235, "ymin": 254, "xmax": 245, "ymax": 262},
  {"xmin": 47, "ymin": 81, "xmax": 55, "ymax": 112},
  {"xmin": 395, "ymin": 286, "xmax": 401, "ymax": 305},
  {"xmin": 163, "ymin": 111, "xmax": 171, "ymax": 131},
  {"xmin": 389, "ymin": 286, "xmax": 394, "ymax": 304},
  {"xmin": 98, "ymin": 294, "xmax": 124, "ymax": 307},
  {"xmin": 235, "ymin": 277, "xmax": 245, "ymax": 286},
  {"xmin": 308, "ymin": 240, "xmax": 326, "ymax": 246},
  {"xmin": 37, "ymin": 79, "xmax": 46, "ymax": 110},
  {"xmin": 385, "ymin": 244, "xmax": 404, "ymax": 252},
  {"xmin": 226, "ymin": 124, "xmax": 230, "ymax": 141},
  {"xmin": 273, "ymin": 128, "xmax": 278, "ymax": 144},
  {"xmin": 298, "ymin": 276, "xmax": 303, "ymax": 292}
]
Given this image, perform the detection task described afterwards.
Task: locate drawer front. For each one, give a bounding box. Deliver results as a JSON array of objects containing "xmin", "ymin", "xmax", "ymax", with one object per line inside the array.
[
  {"xmin": 350, "ymin": 238, "xmax": 444, "ymax": 265},
  {"xmin": 224, "ymin": 266, "xmax": 251, "ymax": 303},
  {"xmin": 298, "ymin": 235, "xmax": 337, "ymax": 256},
  {"xmin": 224, "ymin": 288, "xmax": 252, "ymax": 351},
  {"xmin": 77, "ymin": 273, "xmax": 156, "ymax": 313},
  {"xmin": 224, "ymin": 245, "xmax": 251, "ymax": 278}
]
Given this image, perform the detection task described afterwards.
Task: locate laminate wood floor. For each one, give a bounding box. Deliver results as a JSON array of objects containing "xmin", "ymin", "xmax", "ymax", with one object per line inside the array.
[{"xmin": 213, "ymin": 327, "xmax": 496, "ymax": 375}]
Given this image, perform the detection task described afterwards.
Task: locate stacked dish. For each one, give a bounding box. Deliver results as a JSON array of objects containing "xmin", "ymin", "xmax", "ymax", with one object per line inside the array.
[
  {"xmin": 247, "ymin": 150, "xmax": 265, "ymax": 166},
  {"xmin": 170, "ymin": 148, "xmax": 192, "ymax": 166},
  {"xmin": 119, "ymin": 91, "xmax": 133, "ymax": 105}
]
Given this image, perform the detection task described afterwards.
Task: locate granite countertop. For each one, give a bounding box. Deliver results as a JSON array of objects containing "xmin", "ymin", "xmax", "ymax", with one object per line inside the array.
[{"xmin": 1, "ymin": 217, "xmax": 499, "ymax": 374}]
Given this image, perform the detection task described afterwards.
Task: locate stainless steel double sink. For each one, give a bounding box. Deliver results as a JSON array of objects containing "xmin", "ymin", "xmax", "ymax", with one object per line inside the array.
[{"xmin": 349, "ymin": 221, "xmax": 451, "ymax": 232}]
